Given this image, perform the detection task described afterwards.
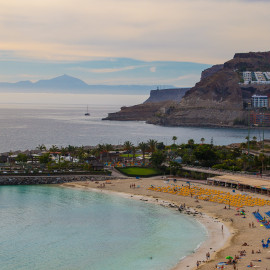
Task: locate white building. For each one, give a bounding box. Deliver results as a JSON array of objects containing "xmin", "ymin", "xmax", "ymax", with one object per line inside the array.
[
  {"xmin": 243, "ymin": 71, "xmax": 252, "ymax": 84},
  {"xmin": 241, "ymin": 71, "xmax": 270, "ymax": 85},
  {"xmin": 264, "ymin": 72, "xmax": 270, "ymax": 81},
  {"xmin": 252, "ymin": 95, "xmax": 268, "ymax": 108}
]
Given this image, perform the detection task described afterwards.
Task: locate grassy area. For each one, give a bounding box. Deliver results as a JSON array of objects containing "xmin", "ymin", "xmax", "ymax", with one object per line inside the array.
[
  {"xmin": 116, "ymin": 167, "xmax": 161, "ymax": 177},
  {"xmin": 120, "ymin": 154, "xmax": 140, "ymax": 158}
]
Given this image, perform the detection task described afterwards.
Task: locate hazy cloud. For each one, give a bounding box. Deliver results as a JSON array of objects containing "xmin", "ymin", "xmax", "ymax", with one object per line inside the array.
[
  {"xmin": 86, "ymin": 65, "xmax": 148, "ymax": 74},
  {"xmin": 0, "ymin": 0, "xmax": 269, "ymax": 73}
]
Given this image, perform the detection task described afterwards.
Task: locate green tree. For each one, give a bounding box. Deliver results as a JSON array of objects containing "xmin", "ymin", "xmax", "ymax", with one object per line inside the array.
[
  {"xmin": 200, "ymin": 138, "xmax": 205, "ymax": 144},
  {"xmin": 172, "ymin": 136, "xmax": 177, "ymax": 145},
  {"xmin": 16, "ymin": 153, "xmax": 28, "ymax": 163},
  {"xmin": 36, "ymin": 144, "xmax": 46, "ymax": 151},
  {"xmin": 194, "ymin": 144, "xmax": 217, "ymax": 166},
  {"xmin": 156, "ymin": 142, "xmax": 165, "ymax": 150},
  {"xmin": 188, "ymin": 139, "xmax": 195, "ymax": 146},
  {"xmin": 150, "ymin": 150, "xmax": 166, "ymax": 169},
  {"xmin": 39, "ymin": 153, "xmax": 51, "ymax": 164},
  {"xmin": 147, "ymin": 139, "xmax": 157, "ymax": 154},
  {"xmin": 123, "ymin": 141, "xmax": 133, "ymax": 158},
  {"xmin": 131, "ymin": 145, "xmax": 137, "ymax": 163},
  {"xmin": 49, "ymin": 145, "xmax": 59, "ymax": 152},
  {"xmin": 138, "ymin": 142, "xmax": 148, "ymax": 166},
  {"xmin": 104, "ymin": 144, "xmax": 113, "ymax": 161},
  {"xmin": 169, "ymin": 161, "xmax": 182, "ymax": 176}
]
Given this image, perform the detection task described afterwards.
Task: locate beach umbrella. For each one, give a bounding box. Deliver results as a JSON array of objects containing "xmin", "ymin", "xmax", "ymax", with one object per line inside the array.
[{"xmin": 225, "ymin": 256, "xmax": 233, "ymax": 260}]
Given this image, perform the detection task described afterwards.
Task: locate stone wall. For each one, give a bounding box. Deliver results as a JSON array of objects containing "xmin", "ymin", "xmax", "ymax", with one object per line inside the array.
[{"xmin": 0, "ymin": 175, "xmax": 116, "ymax": 185}]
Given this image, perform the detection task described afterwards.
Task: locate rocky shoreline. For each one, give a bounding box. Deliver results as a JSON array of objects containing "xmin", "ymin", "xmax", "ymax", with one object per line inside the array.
[{"xmin": 0, "ymin": 175, "xmax": 116, "ymax": 185}]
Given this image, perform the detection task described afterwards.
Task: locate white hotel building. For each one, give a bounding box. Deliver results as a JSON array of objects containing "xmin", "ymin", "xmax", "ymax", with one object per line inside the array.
[
  {"xmin": 251, "ymin": 95, "xmax": 269, "ymax": 108},
  {"xmin": 242, "ymin": 71, "xmax": 270, "ymax": 85}
]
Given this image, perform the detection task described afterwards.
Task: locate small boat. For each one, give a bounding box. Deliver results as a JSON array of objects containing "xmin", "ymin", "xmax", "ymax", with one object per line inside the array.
[{"xmin": 85, "ymin": 105, "xmax": 90, "ymax": 116}]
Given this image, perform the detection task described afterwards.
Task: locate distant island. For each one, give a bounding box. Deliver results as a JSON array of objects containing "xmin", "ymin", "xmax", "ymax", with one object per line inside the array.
[
  {"xmin": 104, "ymin": 51, "xmax": 270, "ymax": 128},
  {"xmin": 0, "ymin": 74, "xmax": 175, "ymax": 95}
]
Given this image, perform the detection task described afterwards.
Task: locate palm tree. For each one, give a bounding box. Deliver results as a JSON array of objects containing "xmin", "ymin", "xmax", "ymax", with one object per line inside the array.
[
  {"xmin": 104, "ymin": 144, "xmax": 113, "ymax": 161},
  {"xmin": 172, "ymin": 136, "xmax": 177, "ymax": 145},
  {"xmin": 200, "ymin": 138, "xmax": 205, "ymax": 144},
  {"xmin": 49, "ymin": 145, "xmax": 59, "ymax": 152},
  {"xmin": 123, "ymin": 141, "xmax": 133, "ymax": 158},
  {"xmin": 147, "ymin": 139, "xmax": 157, "ymax": 155},
  {"xmin": 188, "ymin": 139, "xmax": 194, "ymax": 146},
  {"xmin": 131, "ymin": 145, "xmax": 137, "ymax": 163},
  {"xmin": 95, "ymin": 144, "xmax": 104, "ymax": 162},
  {"xmin": 36, "ymin": 144, "xmax": 46, "ymax": 152},
  {"xmin": 138, "ymin": 142, "xmax": 148, "ymax": 166}
]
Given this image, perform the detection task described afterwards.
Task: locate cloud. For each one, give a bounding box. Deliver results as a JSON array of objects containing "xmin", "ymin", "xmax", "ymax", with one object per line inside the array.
[
  {"xmin": 0, "ymin": 0, "xmax": 270, "ymax": 64},
  {"xmin": 87, "ymin": 65, "xmax": 148, "ymax": 74}
]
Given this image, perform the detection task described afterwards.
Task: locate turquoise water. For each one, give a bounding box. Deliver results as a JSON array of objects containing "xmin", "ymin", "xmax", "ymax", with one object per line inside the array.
[{"xmin": 0, "ymin": 186, "xmax": 207, "ymax": 270}]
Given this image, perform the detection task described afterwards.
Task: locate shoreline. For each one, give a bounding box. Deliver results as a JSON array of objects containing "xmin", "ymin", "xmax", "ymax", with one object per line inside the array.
[{"xmin": 61, "ymin": 180, "xmax": 233, "ymax": 270}]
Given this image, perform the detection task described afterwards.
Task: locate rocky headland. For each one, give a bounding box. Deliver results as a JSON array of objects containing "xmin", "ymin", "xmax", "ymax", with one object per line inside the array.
[
  {"xmin": 143, "ymin": 88, "xmax": 190, "ymax": 103},
  {"xmin": 103, "ymin": 51, "xmax": 270, "ymax": 127}
]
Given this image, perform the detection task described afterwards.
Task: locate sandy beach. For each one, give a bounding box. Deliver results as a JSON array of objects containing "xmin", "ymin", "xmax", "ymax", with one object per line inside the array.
[{"xmin": 61, "ymin": 177, "xmax": 270, "ymax": 270}]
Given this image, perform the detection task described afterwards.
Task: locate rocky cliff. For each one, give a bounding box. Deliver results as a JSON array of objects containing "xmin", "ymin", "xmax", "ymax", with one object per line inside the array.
[
  {"xmin": 104, "ymin": 51, "xmax": 270, "ymax": 127},
  {"xmin": 103, "ymin": 101, "xmax": 175, "ymax": 121},
  {"xmin": 200, "ymin": 64, "xmax": 223, "ymax": 80},
  {"xmin": 143, "ymin": 88, "xmax": 190, "ymax": 103}
]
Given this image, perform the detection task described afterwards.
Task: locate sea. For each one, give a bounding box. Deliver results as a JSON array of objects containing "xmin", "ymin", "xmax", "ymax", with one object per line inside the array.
[
  {"xmin": 0, "ymin": 185, "xmax": 207, "ymax": 270},
  {"xmin": 0, "ymin": 99, "xmax": 269, "ymax": 153},
  {"xmin": 0, "ymin": 93, "xmax": 267, "ymax": 270}
]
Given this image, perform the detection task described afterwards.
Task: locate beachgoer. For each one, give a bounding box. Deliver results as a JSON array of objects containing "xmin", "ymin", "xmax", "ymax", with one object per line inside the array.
[
  {"xmin": 221, "ymin": 225, "xmax": 223, "ymax": 231},
  {"xmin": 196, "ymin": 261, "xmax": 199, "ymax": 268}
]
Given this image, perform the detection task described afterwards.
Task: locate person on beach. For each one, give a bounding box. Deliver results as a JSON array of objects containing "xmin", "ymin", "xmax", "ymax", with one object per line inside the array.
[
  {"xmin": 221, "ymin": 225, "xmax": 223, "ymax": 231},
  {"xmin": 196, "ymin": 260, "xmax": 199, "ymax": 268}
]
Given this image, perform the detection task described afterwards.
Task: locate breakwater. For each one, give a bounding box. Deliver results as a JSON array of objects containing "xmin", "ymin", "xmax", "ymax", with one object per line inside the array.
[{"xmin": 0, "ymin": 175, "xmax": 116, "ymax": 185}]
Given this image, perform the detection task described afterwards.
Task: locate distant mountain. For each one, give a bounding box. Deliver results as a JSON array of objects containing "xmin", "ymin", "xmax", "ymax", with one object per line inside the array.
[
  {"xmin": 35, "ymin": 74, "xmax": 89, "ymax": 89},
  {"xmin": 0, "ymin": 74, "xmax": 174, "ymax": 95}
]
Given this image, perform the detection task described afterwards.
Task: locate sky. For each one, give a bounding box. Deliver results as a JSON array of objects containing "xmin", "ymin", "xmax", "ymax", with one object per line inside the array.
[{"xmin": 0, "ymin": 0, "xmax": 270, "ymax": 86}]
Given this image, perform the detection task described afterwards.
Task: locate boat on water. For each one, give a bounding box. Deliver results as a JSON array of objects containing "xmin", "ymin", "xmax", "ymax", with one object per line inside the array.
[{"xmin": 85, "ymin": 105, "xmax": 90, "ymax": 116}]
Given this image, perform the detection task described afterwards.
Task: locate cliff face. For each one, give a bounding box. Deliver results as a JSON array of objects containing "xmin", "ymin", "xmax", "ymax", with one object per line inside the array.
[
  {"xmin": 143, "ymin": 88, "xmax": 190, "ymax": 104},
  {"xmin": 103, "ymin": 101, "xmax": 174, "ymax": 121},
  {"xmin": 200, "ymin": 64, "xmax": 223, "ymax": 80},
  {"xmin": 103, "ymin": 51, "xmax": 270, "ymax": 127},
  {"xmin": 150, "ymin": 51, "xmax": 270, "ymax": 127}
]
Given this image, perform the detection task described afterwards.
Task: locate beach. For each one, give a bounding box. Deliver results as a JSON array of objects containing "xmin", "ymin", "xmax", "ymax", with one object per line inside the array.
[{"xmin": 61, "ymin": 177, "xmax": 270, "ymax": 270}]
